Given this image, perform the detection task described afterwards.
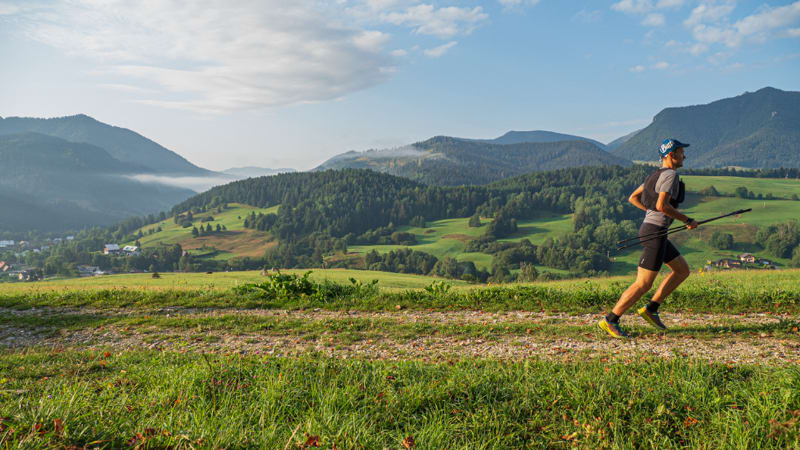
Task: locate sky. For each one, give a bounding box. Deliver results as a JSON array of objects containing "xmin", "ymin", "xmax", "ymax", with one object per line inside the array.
[{"xmin": 1, "ymin": 0, "xmax": 799, "ymax": 172}]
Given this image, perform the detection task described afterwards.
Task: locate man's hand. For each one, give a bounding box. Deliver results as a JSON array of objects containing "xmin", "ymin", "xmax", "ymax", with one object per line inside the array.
[{"xmin": 685, "ymin": 218, "xmax": 698, "ymax": 230}]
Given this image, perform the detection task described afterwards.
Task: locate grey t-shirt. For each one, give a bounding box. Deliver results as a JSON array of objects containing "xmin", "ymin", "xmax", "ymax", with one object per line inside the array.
[{"xmin": 642, "ymin": 169, "xmax": 680, "ymax": 227}]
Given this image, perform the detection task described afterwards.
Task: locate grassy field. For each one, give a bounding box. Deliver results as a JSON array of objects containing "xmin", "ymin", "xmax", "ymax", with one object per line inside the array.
[
  {"xmin": 1, "ymin": 269, "xmax": 799, "ymax": 448},
  {"xmin": 128, "ymin": 203, "xmax": 279, "ymax": 258},
  {"xmin": 0, "ymin": 269, "xmax": 470, "ymax": 294},
  {"xmin": 2, "ymin": 268, "xmax": 799, "ymax": 314},
  {"xmin": 683, "ymin": 175, "xmax": 800, "ymax": 199},
  {"xmin": 349, "ymin": 213, "xmax": 575, "ymax": 271}
]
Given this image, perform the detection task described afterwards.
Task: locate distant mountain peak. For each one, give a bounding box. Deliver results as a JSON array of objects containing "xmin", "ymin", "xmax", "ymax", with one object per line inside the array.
[
  {"xmin": 0, "ymin": 114, "xmax": 214, "ymax": 175},
  {"xmin": 610, "ymin": 86, "xmax": 800, "ymax": 168}
]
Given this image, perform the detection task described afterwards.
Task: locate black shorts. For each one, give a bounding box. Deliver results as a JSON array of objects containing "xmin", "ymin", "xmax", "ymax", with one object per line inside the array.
[{"xmin": 638, "ymin": 222, "xmax": 681, "ymax": 272}]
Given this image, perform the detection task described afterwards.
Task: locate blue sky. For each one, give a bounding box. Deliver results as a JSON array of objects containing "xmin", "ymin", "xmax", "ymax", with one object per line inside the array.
[{"xmin": 1, "ymin": 0, "xmax": 799, "ymax": 171}]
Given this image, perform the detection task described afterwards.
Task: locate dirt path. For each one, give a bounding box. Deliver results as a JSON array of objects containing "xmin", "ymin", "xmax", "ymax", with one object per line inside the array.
[{"xmin": 2, "ymin": 308, "xmax": 798, "ymax": 365}]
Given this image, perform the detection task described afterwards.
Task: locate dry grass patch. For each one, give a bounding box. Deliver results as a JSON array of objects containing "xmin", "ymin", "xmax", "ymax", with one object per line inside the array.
[{"xmin": 180, "ymin": 230, "xmax": 276, "ymax": 257}]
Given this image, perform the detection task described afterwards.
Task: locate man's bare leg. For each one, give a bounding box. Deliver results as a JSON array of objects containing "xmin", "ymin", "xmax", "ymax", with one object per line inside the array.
[
  {"xmin": 611, "ymin": 266, "xmax": 659, "ymax": 316},
  {"xmin": 650, "ymin": 255, "xmax": 690, "ymax": 304}
]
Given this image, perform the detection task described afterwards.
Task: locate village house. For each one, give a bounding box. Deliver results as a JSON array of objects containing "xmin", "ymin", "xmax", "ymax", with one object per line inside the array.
[
  {"xmin": 715, "ymin": 258, "xmax": 743, "ymax": 269},
  {"xmin": 739, "ymin": 253, "xmax": 756, "ymax": 263},
  {"xmin": 0, "ymin": 240, "xmax": 14, "ymax": 248},
  {"xmin": 17, "ymin": 270, "xmax": 41, "ymax": 282},
  {"xmin": 122, "ymin": 245, "xmax": 140, "ymax": 256},
  {"xmin": 104, "ymin": 244, "xmax": 121, "ymax": 255},
  {"xmin": 78, "ymin": 265, "xmax": 106, "ymax": 277}
]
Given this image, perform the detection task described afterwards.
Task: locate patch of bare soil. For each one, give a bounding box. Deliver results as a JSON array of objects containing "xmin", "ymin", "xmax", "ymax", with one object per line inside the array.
[
  {"xmin": 2, "ymin": 309, "xmax": 798, "ymax": 365},
  {"xmin": 180, "ymin": 230, "xmax": 276, "ymax": 257}
]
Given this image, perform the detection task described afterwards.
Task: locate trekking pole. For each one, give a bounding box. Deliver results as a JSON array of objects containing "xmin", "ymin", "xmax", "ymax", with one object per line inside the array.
[
  {"xmin": 615, "ymin": 208, "xmax": 752, "ymax": 252},
  {"xmin": 616, "ymin": 223, "xmax": 685, "ymax": 246}
]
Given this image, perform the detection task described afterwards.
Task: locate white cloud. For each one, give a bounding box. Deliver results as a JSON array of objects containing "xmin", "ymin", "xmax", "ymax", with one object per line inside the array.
[
  {"xmin": 612, "ymin": 0, "xmax": 685, "ymax": 14},
  {"xmin": 787, "ymin": 28, "xmax": 800, "ymax": 37},
  {"xmin": 353, "ymin": 30, "xmax": 392, "ymax": 52},
  {"xmin": 612, "ymin": 0, "xmax": 654, "ymax": 14},
  {"xmin": 690, "ymin": 24, "xmax": 741, "ymax": 46},
  {"xmin": 656, "ymin": 0, "xmax": 686, "ymax": 8},
  {"xmin": 498, "ymin": 0, "xmax": 541, "ymax": 8},
  {"xmin": 423, "ymin": 41, "xmax": 457, "ymax": 57},
  {"xmin": 685, "ymin": 1, "xmax": 800, "ymax": 48},
  {"xmin": 13, "ymin": 0, "xmax": 396, "ymax": 113},
  {"xmin": 573, "ymin": 9, "xmax": 602, "ymax": 23},
  {"xmin": 734, "ymin": 2, "xmax": 800, "ymax": 37},
  {"xmin": 642, "ymin": 13, "xmax": 665, "ymax": 26},
  {"xmin": 381, "ymin": 4, "xmax": 488, "ymax": 38},
  {"xmin": 630, "ymin": 64, "xmax": 646, "ymax": 72},
  {"xmin": 690, "ymin": 42, "xmax": 709, "ymax": 55},
  {"xmin": 652, "ymin": 61, "xmax": 670, "ymax": 69},
  {"xmin": 684, "ymin": 1, "xmax": 736, "ymax": 28},
  {"xmin": 391, "ymin": 48, "xmax": 409, "ymax": 56}
]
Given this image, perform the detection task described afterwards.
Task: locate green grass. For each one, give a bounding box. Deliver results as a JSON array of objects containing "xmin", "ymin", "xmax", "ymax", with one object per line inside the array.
[
  {"xmin": 683, "ymin": 175, "xmax": 800, "ymax": 199},
  {"xmin": 129, "ymin": 203, "xmax": 279, "ymax": 247},
  {"xmin": 500, "ymin": 213, "xmax": 574, "ymax": 245},
  {"xmin": 0, "ymin": 269, "xmax": 469, "ymax": 294},
  {"xmin": 682, "ymin": 195, "xmax": 800, "ymax": 228},
  {"xmin": 349, "ymin": 214, "xmax": 574, "ymax": 271},
  {"xmin": 2, "ymin": 269, "xmax": 798, "ymax": 314},
  {"xmin": 349, "ymin": 217, "xmax": 487, "ymax": 266},
  {"xmin": 0, "ymin": 351, "xmax": 797, "ymax": 448}
]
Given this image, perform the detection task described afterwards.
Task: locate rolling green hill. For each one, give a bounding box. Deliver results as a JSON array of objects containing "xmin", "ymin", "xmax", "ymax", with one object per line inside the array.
[
  {"xmin": 682, "ymin": 175, "xmax": 800, "ymax": 199},
  {"xmin": 610, "ymin": 87, "xmax": 800, "ymax": 168}
]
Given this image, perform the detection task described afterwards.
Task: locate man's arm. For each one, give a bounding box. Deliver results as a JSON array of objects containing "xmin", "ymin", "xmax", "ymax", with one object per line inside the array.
[
  {"xmin": 656, "ymin": 192, "xmax": 698, "ymax": 229},
  {"xmin": 628, "ymin": 185, "xmax": 646, "ymax": 211}
]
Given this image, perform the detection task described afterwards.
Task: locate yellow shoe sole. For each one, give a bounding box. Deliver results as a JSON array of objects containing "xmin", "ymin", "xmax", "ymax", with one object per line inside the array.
[
  {"xmin": 637, "ymin": 307, "xmax": 667, "ymax": 330},
  {"xmin": 597, "ymin": 319, "xmax": 626, "ymax": 339}
]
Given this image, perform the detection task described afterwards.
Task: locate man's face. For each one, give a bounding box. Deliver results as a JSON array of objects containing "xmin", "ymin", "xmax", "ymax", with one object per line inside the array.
[{"xmin": 668, "ymin": 147, "xmax": 685, "ymax": 168}]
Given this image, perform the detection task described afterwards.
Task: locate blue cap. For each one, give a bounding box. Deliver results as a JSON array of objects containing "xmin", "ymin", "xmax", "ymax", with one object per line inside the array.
[{"xmin": 659, "ymin": 138, "xmax": 690, "ymax": 158}]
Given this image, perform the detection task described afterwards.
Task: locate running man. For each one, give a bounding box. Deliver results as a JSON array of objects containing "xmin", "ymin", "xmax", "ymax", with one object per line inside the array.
[{"xmin": 598, "ymin": 138, "xmax": 699, "ymax": 338}]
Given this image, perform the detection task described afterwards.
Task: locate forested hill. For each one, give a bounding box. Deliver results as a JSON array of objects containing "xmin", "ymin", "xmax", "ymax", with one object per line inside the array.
[
  {"xmin": 610, "ymin": 87, "xmax": 800, "ymax": 168},
  {"xmin": 0, "ymin": 114, "xmax": 212, "ymax": 175},
  {"xmin": 315, "ymin": 136, "xmax": 631, "ymax": 185},
  {"xmin": 173, "ymin": 166, "xmax": 650, "ymax": 239},
  {"xmin": 169, "ymin": 165, "xmax": 651, "ymax": 275},
  {"xmin": 0, "ymin": 132, "xmax": 145, "ymax": 173},
  {"xmin": 0, "ymin": 133, "xmax": 195, "ymax": 231}
]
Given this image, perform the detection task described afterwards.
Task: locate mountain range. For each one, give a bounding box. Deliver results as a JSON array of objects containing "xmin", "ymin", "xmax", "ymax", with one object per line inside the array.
[
  {"xmin": 315, "ymin": 136, "xmax": 630, "ymax": 185},
  {"xmin": 2, "ymin": 86, "xmax": 798, "ymax": 231}
]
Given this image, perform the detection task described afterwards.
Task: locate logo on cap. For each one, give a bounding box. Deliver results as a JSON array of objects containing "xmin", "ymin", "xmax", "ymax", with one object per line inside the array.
[{"xmin": 659, "ymin": 138, "xmax": 689, "ymax": 158}]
